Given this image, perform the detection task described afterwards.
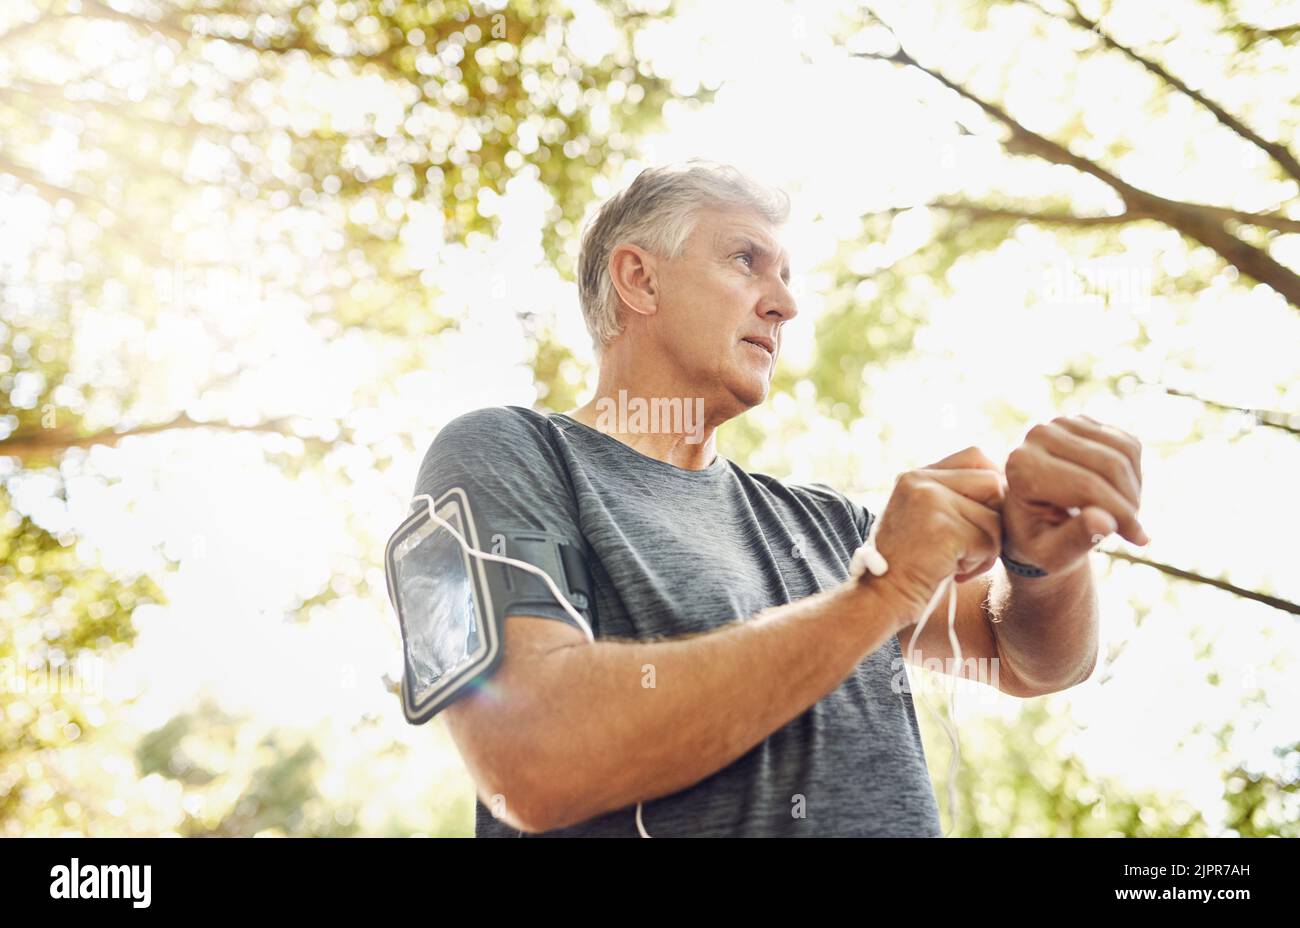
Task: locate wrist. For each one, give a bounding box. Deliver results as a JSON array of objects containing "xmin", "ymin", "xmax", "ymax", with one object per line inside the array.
[
  {"xmin": 1003, "ymin": 549, "xmax": 1092, "ymax": 595},
  {"xmin": 847, "ymin": 570, "xmax": 918, "ymax": 638},
  {"xmin": 1000, "ymin": 550, "xmax": 1050, "ymax": 578}
]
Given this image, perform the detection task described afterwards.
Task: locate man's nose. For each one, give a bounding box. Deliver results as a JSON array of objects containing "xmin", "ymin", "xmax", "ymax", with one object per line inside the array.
[{"xmin": 761, "ymin": 275, "xmax": 798, "ymax": 322}]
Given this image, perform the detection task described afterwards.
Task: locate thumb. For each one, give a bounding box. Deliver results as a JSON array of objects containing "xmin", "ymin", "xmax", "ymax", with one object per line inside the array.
[
  {"xmin": 1035, "ymin": 506, "xmax": 1115, "ymax": 569},
  {"xmin": 1079, "ymin": 507, "xmax": 1117, "ymax": 547}
]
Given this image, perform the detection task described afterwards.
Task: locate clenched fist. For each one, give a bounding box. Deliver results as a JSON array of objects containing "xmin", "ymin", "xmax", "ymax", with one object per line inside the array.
[
  {"xmin": 1002, "ymin": 414, "xmax": 1147, "ymax": 575},
  {"xmin": 868, "ymin": 446, "xmax": 1006, "ymax": 626}
]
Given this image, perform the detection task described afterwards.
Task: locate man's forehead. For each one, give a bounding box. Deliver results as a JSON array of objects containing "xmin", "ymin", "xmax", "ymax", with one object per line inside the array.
[{"xmin": 702, "ymin": 211, "xmax": 789, "ymax": 262}]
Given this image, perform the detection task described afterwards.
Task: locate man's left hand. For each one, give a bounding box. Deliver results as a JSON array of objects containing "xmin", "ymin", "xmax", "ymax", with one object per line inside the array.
[{"xmin": 1001, "ymin": 414, "xmax": 1148, "ymax": 575}]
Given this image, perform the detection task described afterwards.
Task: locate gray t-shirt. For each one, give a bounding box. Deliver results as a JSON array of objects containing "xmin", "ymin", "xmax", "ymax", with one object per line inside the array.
[{"xmin": 410, "ymin": 405, "xmax": 942, "ymax": 837}]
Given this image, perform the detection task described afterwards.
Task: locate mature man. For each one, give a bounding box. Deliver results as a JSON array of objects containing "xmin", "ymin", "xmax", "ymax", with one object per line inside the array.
[{"xmin": 409, "ymin": 160, "xmax": 1147, "ymax": 837}]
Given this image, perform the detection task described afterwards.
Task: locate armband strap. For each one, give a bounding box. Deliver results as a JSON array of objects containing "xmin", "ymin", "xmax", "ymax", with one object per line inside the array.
[
  {"xmin": 385, "ymin": 487, "xmax": 598, "ymax": 727},
  {"xmin": 1000, "ymin": 552, "xmax": 1049, "ymax": 578},
  {"xmin": 558, "ymin": 541, "xmax": 593, "ymax": 611},
  {"xmin": 483, "ymin": 531, "xmax": 593, "ymax": 618}
]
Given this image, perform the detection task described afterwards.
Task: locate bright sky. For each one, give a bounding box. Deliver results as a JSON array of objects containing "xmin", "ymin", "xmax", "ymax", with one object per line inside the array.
[{"xmin": 4, "ymin": 0, "xmax": 1298, "ymax": 834}]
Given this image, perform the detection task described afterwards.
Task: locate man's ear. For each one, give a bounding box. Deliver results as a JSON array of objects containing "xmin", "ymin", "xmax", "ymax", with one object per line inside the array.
[{"xmin": 608, "ymin": 243, "xmax": 660, "ymax": 320}]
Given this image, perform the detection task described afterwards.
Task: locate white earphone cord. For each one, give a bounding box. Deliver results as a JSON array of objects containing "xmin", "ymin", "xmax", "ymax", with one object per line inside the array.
[
  {"xmin": 409, "ymin": 496, "xmax": 653, "ymax": 838},
  {"xmin": 905, "ymin": 574, "xmax": 963, "ymax": 838},
  {"xmin": 852, "ymin": 513, "xmax": 965, "ymax": 838}
]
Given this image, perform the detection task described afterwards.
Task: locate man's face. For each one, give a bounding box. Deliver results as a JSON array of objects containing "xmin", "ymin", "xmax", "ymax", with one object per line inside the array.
[{"xmin": 647, "ymin": 207, "xmax": 797, "ymax": 413}]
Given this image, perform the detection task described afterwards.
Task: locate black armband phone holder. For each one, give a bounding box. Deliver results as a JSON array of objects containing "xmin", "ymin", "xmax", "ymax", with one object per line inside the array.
[{"xmin": 384, "ymin": 487, "xmax": 594, "ymax": 725}]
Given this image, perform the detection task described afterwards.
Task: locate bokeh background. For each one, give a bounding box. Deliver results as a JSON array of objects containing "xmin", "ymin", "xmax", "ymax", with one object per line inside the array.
[{"xmin": 2, "ymin": 0, "xmax": 1297, "ymax": 837}]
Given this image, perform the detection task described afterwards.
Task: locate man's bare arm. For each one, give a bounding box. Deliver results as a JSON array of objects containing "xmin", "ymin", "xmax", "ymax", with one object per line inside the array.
[
  {"xmin": 893, "ymin": 563, "xmax": 1098, "ymax": 698},
  {"xmin": 986, "ymin": 557, "xmax": 1100, "ymax": 695},
  {"xmin": 894, "ymin": 572, "xmax": 1001, "ymax": 688},
  {"xmin": 442, "ymin": 576, "xmax": 912, "ymax": 833}
]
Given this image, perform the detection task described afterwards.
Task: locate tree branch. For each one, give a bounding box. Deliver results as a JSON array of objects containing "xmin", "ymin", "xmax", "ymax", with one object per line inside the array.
[
  {"xmin": 1103, "ymin": 550, "xmax": 1300, "ymax": 617},
  {"xmin": 851, "ymin": 11, "xmax": 1300, "ymax": 308},
  {"xmin": 1162, "ymin": 386, "xmax": 1300, "ymax": 436},
  {"xmin": 0, "ymin": 155, "xmax": 168, "ymax": 263},
  {"xmin": 928, "ymin": 200, "xmax": 1138, "ymax": 225},
  {"xmin": 930, "ymin": 198, "xmax": 1300, "ymax": 234},
  {"xmin": 0, "ymin": 154, "xmax": 92, "ymax": 208},
  {"xmin": 1018, "ymin": 0, "xmax": 1300, "ymax": 184},
  {"xmin": 75, "ymin": 0, "xmax": 191, "ymax": 44},
  {"xmin": 1179, "ymin": 202, "xmax": 1300, "ymax": 236},
  {"xmin": 1222, "ymin": 20, "xmax": 1300, "ymax": 48},
  {"xmin": 0, "ymin": 414, "xmax": 352, "ymax": 463},
  {"xmin": 874, "ymin": 198, "xmax": 1300, "ymax": 235},
  {"xmin": 851, "ymin": 47, "xmax": 1141, "ymax": 197}
]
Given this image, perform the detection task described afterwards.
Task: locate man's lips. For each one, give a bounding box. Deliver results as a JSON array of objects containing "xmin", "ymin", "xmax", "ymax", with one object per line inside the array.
[{"xmin": 741, "ymin": 336, "xmax": 776, "ymax": 358}]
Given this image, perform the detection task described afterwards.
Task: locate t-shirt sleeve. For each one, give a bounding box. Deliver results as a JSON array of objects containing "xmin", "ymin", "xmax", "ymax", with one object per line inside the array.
[
  {"xmin": 803, "ymin": 481, "xmax": 875, "ymax": 549},
  {"xmin": 846, "ymin": 495, "xmax": 876, "ymax": 546},
  {"xmin": 408, "ymin": 406, "xmax": 593, "ymax": 633}
]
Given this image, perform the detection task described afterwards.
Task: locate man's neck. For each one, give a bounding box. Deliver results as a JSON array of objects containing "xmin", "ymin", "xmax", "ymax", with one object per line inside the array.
[{"xmin": 568, "ymin": 377, "xmax": 724, "ymax": 472}]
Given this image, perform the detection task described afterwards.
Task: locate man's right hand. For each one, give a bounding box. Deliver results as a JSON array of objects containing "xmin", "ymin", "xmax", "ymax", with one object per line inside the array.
[{"xmin": 867, "ymin": 446, "xmax": 1006, "ymax": 629}]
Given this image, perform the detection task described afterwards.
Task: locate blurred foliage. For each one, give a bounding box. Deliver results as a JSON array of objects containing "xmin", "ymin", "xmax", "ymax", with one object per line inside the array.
[
  {"xmin": 0, "ymin": 485, "xmax": 163, "ymax": 834},
  {"xmin": 1, "ymin": 0, "xmax": 1296, "ymax": 837},
  {"xmin": 0, "ymin": 0, "xmax": 691, "ymax": 835},
  {"xmin": 137, "ymin": 703, "xmax": 360, "ymax": 837},
  {"xmin": 925, "ymin": 695, "xmax": 1300, "ymax": 837},
  {"xmin": 923, "ymin": 698, "xmax": 1207, "ymax": 837},
  {"xmin": 0, "ymin": 0, "xmax": 692, "ymax": 450},
  {"xmin": 811, "ymin": 212, "xmax": 1018, "ymax": 422},
  {"xmin": 1221, "ymin": 741, "xmax": 1300, "ymax": 837}
]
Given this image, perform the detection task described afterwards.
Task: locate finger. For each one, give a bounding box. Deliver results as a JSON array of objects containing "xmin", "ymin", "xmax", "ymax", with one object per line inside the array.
[
  {"xmin": 953, "ymin": 560, "xmax": 997, "ymax": 585},
  {"xmin": 1062, "ymin": 416, "xmax": 1142, "ymax": 493},
  {"xmin": 913, "ymin": 467, "xmax": 1006, "ymax": 510},
  {"xmin": 940, "ymin": 486, "xmax": 1003, "ymax": 567},
  {"xmin": 1008, "ymin": 443, "xmax": 1147, "ymax": 545},
  {"xmin": 1026, "ymin": 420, "xmax": 1140, "ymax": 509},
  {"xmin": 1031, "ymin": 506, "xmax": 1117, "ymax": 572},
  {"xmin": 922, "ymin": 445, "xmax": 1003, "ymax": 474}
]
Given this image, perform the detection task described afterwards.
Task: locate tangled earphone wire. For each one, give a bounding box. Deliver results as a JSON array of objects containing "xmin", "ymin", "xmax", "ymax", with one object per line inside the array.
[{"xmin": 851, "ymin": 516, "xmax": 965, "ymax": 837}]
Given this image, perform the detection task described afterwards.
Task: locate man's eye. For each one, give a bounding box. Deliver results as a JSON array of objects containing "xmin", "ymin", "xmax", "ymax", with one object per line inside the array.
[{"xmin": 735, "ymin": 252, "xmax": 754, "ymax": 270}]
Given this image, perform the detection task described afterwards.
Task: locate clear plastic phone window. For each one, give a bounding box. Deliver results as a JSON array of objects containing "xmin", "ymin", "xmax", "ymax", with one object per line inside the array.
[{"xmin": 391, "ymin": 502, "xmax": 482, "ymax": 705}]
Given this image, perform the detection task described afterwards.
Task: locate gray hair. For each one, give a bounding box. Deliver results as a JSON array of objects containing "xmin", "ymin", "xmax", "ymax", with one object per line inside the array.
[{"xmin": 576, "ymin": 159, "xmax": 791, "ymax": 352}]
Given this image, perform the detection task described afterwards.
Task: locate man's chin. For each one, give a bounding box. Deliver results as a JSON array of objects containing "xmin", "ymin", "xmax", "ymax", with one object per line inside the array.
[{"xmin": 727, "ymin": 374, "xmax": 769, "ymax": 411}]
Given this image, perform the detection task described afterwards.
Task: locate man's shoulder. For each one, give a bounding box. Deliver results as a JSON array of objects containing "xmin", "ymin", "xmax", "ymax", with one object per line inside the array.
[
  {"xmin": 438, "ymin": 404, "xmax": 552, "ymax": 438},
  {"xmin": 423, "ymin": 405, "xmax": 559, "ymax": 456},
  {"xmin": 743, "ymin": 469, "xmax": 857, "ymax": 507},
  {"xmin": 411, "ymin": 405, "xmax": 578, "ymax": 508},
  {"xmin": 744, "ymin": 471, "xmax": 872, "ymax": 537},
  {"xmin": 412, "ymin": 406, "xmax": 570, "ymax": 495}
]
